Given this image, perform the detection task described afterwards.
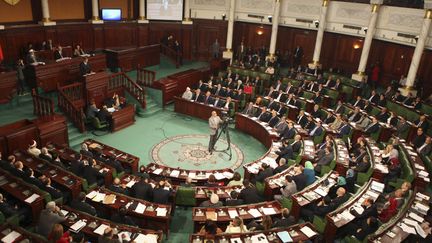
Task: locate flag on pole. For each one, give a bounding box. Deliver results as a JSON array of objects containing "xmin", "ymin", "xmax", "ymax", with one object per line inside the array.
[{"xmin": 0, "ymin": 43, "xmax": 4, "ymax": 62}]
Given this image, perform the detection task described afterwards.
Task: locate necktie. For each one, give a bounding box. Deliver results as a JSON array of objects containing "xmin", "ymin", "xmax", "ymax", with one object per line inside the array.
[
  {"xmin": 419, "ymin": 144, "xmax": 427, "ymax": 153},
  {"xmin": 311, "ymin": 127, "xmax": 318, "ymax": 136},
  {"xmin": 205, "ymin": 97, "xmax": 209, "ymax": 104}
]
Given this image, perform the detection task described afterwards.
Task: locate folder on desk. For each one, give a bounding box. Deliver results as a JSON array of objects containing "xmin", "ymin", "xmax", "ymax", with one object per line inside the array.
[
  {"xmin": 277, "ymin": 231, "xmax": 293, "ymax": 243},
  {"xmin": 206, "ymin": 211, "xmax": 217, "ymax": 221},
  {"xmin": 25, "ymin": 193, "xmax": 40, "ymax": 203},
  {"xmin": 103, "ymin": 194, "xmax": 116, "ymax": 204},
  {"xmin": 1, "ymin": 230, "xmax": 21, "ymax": 243}
]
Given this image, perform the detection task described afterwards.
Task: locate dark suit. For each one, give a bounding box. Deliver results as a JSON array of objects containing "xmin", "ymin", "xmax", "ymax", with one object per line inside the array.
[
  {"xmin": 352, "ymin": 100, "xmax": 364, "ymax": 109},
  {"xmin": 82, "ymin": 165, "xmax": 99, "ymax": 186},
  {"xmin": 415, "ymin": 120, "xmax": 429, "ymax": 133},
  {"xmin": 338, "ymin": 124, "xmax": 351, "ymax": 136},
  {"xmin": 272, "ymin": 216, "xmax": 296, "ymax": 228},
  {"xmin": 191, "ymin": 93, "xmax": 204, "ymax": 102},
  {"xmin": 225, "ymin": 199, "xmax": 244, "ymax": 206},
  {"xmin": 365, "ymin": 123, "xmax": 380, "ymax": 134},
  {"xmin": 131, "ymin": 181, "xmax": 153, "ymax": 201},
  {"xmin": 291, "ymin": 141, "xmax": 301, "ymax": 153},
  {"xmin": 368, "ymin": 94, "xmax": 379, "ymax": 104},
  {"xmin": 54, "ymin": 50, "xmax": 63, "ymax": 60},
  {"xmin": 108, "ymin": 185, "xmax": 129, "ymax": 195},
  {"xmin": 376, "ymin": 112, "xmax": 389, "ymax": 123},
  {"xmin": 239, "ymin": 187, "xmax": 262, "ymax": 204},
  {"xmin": 257, "ymin": 112, "xmax": 272, "ymax": 123},
  {"xmin": 334, "ymin": 105, "xmax": 345, "ymax": 114},
  {"xmin": 281, "ymin": 127, "xmax": 296, "ymax": 140},
  {"xmin": 111, "ymin": 214, "xmax": 136, "ymax": 226},
  {"xmin": 293, "ymin": 173, "xmax": 307, "ymax": 190},
  {"xmin": 43, "ymin": 185, "xmax": 63, "ymax": 200},
  {"xmin": 273, "ymin": 164, "xmax": 289, "ymax": 175},
  {"xmin": 268, "ymin": 116, "xmax": 280, "ymax": 127},
  {"xmin": 70, "ymin": 199, "xmax": 97, "ymax": 216},
  {"xmin": 152, "ymin": 188, "xmax": 171, "ymax": 204},
  {"xmin": 276, "ymin": 145, "xmax": 294, "ymax": 161},
  {"xmin": 79, "ymin": 62, "xmax": 92, "ymax": 76},
  {"xmin": 97, "ymin": 109, "xmax": 111, "ymax": 123},
  {"xmin": 297, "ymin": 115, "xmax": 308, "ymax": 128},
  {"xmin": 255, "ymin": 168, "xmax": 274, "ymax": 183},
  {"xmin": 0, "ymin": 202, "xmax": 18, "ymax": 218}
]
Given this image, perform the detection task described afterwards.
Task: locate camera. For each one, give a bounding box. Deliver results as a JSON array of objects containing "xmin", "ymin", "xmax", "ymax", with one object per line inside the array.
[{"xmin": 313, "ymin": 20, "xmax": 319, "ymax": 28}]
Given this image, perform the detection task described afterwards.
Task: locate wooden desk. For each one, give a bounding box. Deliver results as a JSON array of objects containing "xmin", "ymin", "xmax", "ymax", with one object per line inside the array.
[
  {"xmin": 86, "ymin": 187, "xmax": 171, "ymax": 237},
  {"xmin": 398, "ymin": 140, "xmax": 429, "ymax": 190},
  {"xmin": 0, "ymin": 71, "xmax": 17, "ymax": 104},
  {"xmin": 174, "ymin": 96, "xmax": 224, "ymax": 121},
  {"xmin": 0, "ymin": 119, "xmax": 38, "ymax": 155},
  {"xmin": 0, "ymin": 168, "xmax": 45, "ymax": 220},
  {"xmin": 145, "ymin": 163, "xmax": 234, "ymax": 186},
  {"xmin": 28, "ymin": 53, "xmax": 107, "ymax": 92},
  {"xmin": 84, "ymin": 139, "xmax": 139, "ymax": 173},
  {"xmin": 291, "ymin": 171, "xmax": 338, "ymax": 220},
  {"xmin": 242, "ymin": 141, "xmax": 277, "ymax": 182},
  {"xmin": 264, "ymin": 165, "xmax": 296, "ymax": 198},
  {"xmin": 61, "ymin": 205, "xmax": 163, "ymax": 243},
  {"xmin": 111, "ymin": 104, "xmax": 136, "ymax": 132},
  {"xmin": 235, "ymin": 113, "xmax": 278, "ymax": 149},
  {"xmin": 189, "ymin": 222, "xmax": 318, "ymax": 242},
  {"xmin": 0, "ymin": 224, "xmax": 45, "ymax": 243},
  {"xmin": 192, "ymin": 201, "xmax": 283, "ymax": 232},
  {"xmin": 334, "ymin": 138, "xmax": 349, "ymax": 175},
  {"xmin": 13, "ymin": 151, "xmax": 83, "ymax": 199},
  {"xmin": 193, "ymin": 186, "xmax": 243, "ymax": 206},
  {"xmin": 105, "ymin": 45, "xmax": 160, "ymax": 72},
  {"xmin": 365, "ymin": 138, "xmax": 388, "ymax": 182},
  {"xmin": 47, "ymin": 143, "xmax": 114, "ymax": 186}
]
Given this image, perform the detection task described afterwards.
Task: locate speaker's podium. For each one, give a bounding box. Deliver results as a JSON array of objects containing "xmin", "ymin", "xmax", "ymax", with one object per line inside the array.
[{"xmin": 84, "ymin": 71, "xmax": 136, "ymax": 132}]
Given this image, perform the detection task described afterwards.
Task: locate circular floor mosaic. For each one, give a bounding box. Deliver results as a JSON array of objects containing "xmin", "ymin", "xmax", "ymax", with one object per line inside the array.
[{"xmin": 151, "ymin": 134, "xmax": 244, "ymax": 170}]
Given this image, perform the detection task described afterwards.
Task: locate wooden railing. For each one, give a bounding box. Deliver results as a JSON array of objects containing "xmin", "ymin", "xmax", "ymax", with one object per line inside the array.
[
  {"xmin": 160, "ymin": 43, "xmax": 182, "ymax": 68},
  {"xmin": 57, "ymin": 83, "xmax": 86, "ymax": 133},
  {"xmin": 31, "ymin": 89, "xmax": 55, "ymax": 117},
  {"xmin": 137, "ymin": 66, "xmax": 156, "ymax": 87},
  {"xmin": 109, "ymin": 72, "xmax": 146, "ymax": 108}
]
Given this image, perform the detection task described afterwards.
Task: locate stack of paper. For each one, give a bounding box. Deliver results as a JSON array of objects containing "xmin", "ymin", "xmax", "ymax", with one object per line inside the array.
[
  {"xmin": 206, "ymin": 211, "xmax": 217, "ymax": 221},
  {"xmin": 251, "ymin": 233, "xmax": 269, "ymax": 243},
  {"xmin": 213, "ymin": 172, "xmax": 225, "ymax": 180},
  {"xmin": 262, "ymin": 207, "xmax": 277, "ymax": 215},
  {"xmin": 277, "ymin": 231, "xmax": 293, "ymax": 243},
  {"xmin": 300, "ymin": 226, "xmax": 317, "ymax": 237},
  {"xmin": 153, "ymin": 168, "xmax": 163, "ymax": 175},
  {"xmin": 94, "ymin": 224, "xmax": 110, "ymax": 235},
  {"xmin": 223, "ymin": 171, "xmax": 234, "ymax": 179},
  {"xmin": 92, "ymin": 192, "xmax": 106, "ymax": 202},
  {"xmin": 135, "ymin": 202, "xmax": 146, "ymax": 214},
  {"xmin": 228, "ymin": 209, "xmax": 239, "ymax": 219},
  {"xmin": 86, "ymin": 190, "xmax": 98, "ymax": 199},
  {"xmin": 24, "ymin": 193, "xmax": 40, "ymax": 203},
  {"xmin": 70, "ymin": 220, "xmax": 87, "ymax": 233},
  {"xmin": 1, "ymin": 231, "xmax": 21, "ymax": 243},
  {"xmin": 248, "ymin": 208, "xmax": 262, "ymax": 218},
  {"xmin": 103, "ymin": 194, "xmax": 116, "ymax": 204},
  {"xmin": 156, "ymin": 207, "xmax": 167, "ymax": 217},
  {"xmin": 134, "ymin": 234, "xmax": 158, "ymax": 243}
]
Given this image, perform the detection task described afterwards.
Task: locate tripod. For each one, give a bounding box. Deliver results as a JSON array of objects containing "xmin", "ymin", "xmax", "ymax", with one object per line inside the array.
[{"xmin": 213, "ymin": 120, "xmax": 233, "ymax": 160}]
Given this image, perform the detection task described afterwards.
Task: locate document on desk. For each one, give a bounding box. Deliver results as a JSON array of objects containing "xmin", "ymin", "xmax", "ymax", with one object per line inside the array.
[
  {"xmin": 206, "ymin": 211, "xmax": 217, "ymax": 221},
  {"xmin": 408, "ymin": 212, "xmax": 423, "ymax": 222},
  {"xmin": 400, "ymin": 223, "xmax": 416, "ymax": 234},
  {"xmin": 156, "ymin": 207, "xmax": 167, "ymax": 217},
  {"xmin": 188, "ymin": 172, "xmax": 196, "ymax": 179},
  {"xmin": 213, "ymin": 172, "xmax": 225, "ymax": 180},
  {"xmin": 251, "ymin": 233, "xmax": 269, "ymax": 243},
  {"xmin": 126, "ymin": 180, "xmax": 136, "ymax": 188},
  {"xmin": 314, "ymin": 187, "xmax": 328, "ymax": 197},
  {"xmin": 1, "ymin": 231, "xmax": 21, "ymax": 243},
  {"xmin": 134, "ymin": 234, "xmax": 158, "ymax": 243},
  {"xmin": 70, "ymin": 220, "xmax": 87, "ymax": 233},
  {"xmin": 135, "ymin": 202, "xmax": 146, "ymax": 214},
  {"xmin": 341, "ymin": 211, "xmax": 355, "ymax": 221},
  {"xmin": 371, "ymin": 181, "xmax": 385, "ymax": 193},
  {"xmin": 230, "ymin": 238, "xmax": 242, "ymax": 243},
  {"xmin": 262, "ymin": 207, "xmax": 277, "ymax": 215},
  {"xmin": 223, "ymin": 171, "xmax": 234, "ymax": 179},
  {"xmin": 86, "ymin": 190, "xmax": 98, "ymax": 199},
  {"xmin": 94, "ymin": 224, "xmax": 110, "ymax": 235},
  {"xmin": 300, "ymin": 226, "xmax": 317, "ymax": 238},
  {"xmin": 228, "ymin": 209, "xmax": 239, "ymax": 219},
  {"xmin": 118, "ymin": 232, "xmax": 131, "ymax": 242},
  {"xmin": 351, "ymin": 205, "xmax": 364, "ymax": 215},
  {"xmin": 414, "ymin": 223, "xmax": 427, "ymax": 238},
  {"xmin": 170, "ymin": 170, "xmax": 180, "ymax": 178},
  {"xmin": 24, "ymin": 193, "xmax": 40, "ymax": 203},
  {"xmin": 277, "ymin": 231, "xmax": 293, "ymax": 243},
  {"xmin": 153, "ymin": 168, "xmax": 163, "ymax": 175},
  {"xmin": 248, "ymin": 208, "xmax": 262, "ymax": 218},
  {"xmin": 92, "ymin": 192, "xmax": 106, "ymax": 202},
  {"xmin": 103, "ymin": 194, "xmax": 116, "ymax": 204}
]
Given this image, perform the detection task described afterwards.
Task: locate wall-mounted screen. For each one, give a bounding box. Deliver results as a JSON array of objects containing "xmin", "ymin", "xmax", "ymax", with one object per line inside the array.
[
  {"xmin": 101, "ymin": 8, "xmax": 122, "ymax": 21},
  {"xmin": 147, "ymin": 0, "xmax": 183, "ymax": 21}
]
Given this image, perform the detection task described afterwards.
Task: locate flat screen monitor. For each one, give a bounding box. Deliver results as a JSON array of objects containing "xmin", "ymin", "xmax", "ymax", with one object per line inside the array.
[
  {"xmin": 147, "ymin": 0, "xmax": 183, "ymax": 21},
  {"xmin": 101, "ymin": 8, "xmax": 122, "ymax": 21}
]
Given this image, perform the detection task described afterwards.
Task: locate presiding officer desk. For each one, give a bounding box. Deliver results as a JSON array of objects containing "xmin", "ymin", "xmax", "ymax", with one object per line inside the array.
[
  {"xmin": 61, "ymin": 205, "xmax": 163, "ymax": 242},
  {"xmin": 84, "ymin": 139, "xmax": 139, "ymax": 173},
  {"xmin": 189, "ymin": 222, "xmax": 319, "ymax": 243},
  {"xmin": 13, "ymin": 150, "xmax": 83, "ymax": 199},
  {"xmin": 174, "ymin": 96, "xmax": 225, "ymax": 120},
  {"xmin": 0, "ymin": 168, "xmax": 45, "ymax": 220},
  {"xmin": 86, "ymin": 187, "xmax": 172, "ymax": 237},
  {"xmin": 145, "ymin": 162, "xmax": 235, "ymax": 186},
  {"xmin": 192, "ymin": 200, "xmax": 283, "ymax": 232}
]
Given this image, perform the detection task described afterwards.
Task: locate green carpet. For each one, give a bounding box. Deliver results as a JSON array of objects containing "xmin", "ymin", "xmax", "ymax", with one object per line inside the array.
[{"xmin": 0, "ymin": 55, "xmax": 267, "ymax": 242}]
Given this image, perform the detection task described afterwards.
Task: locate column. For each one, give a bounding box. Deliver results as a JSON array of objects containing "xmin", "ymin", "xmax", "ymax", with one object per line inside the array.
[
  {"xmin": 352, "ymin": 0, "xmax": 383, "ymax": 81},
  {"xmin": 309, "ymin": 0, "xmax": 329, "ymax": 69},
  {"xmin": 39, "ymin": 0, "xmax": 56, "ymax": 26},
  {"xmin": 223, "ymin": 0, "xmax": 236, "ymax": 61},
  {"xmin": 137, "ymin": 0, "xmax": 149, "ymax": 23},
  {"xmin": 268, "ymin": 0, "xmax": 281, "ymax": 57},
  {"xmin": 182, "ymin": 0, "xmax": 193, "ymax": 24},
  {"xmin": 405, "ymin": 9, "xmax": 432, "ymax": 91},
  {"xmin": 89, "ymin": 0, "xmax": 103, "ymax": 24}
]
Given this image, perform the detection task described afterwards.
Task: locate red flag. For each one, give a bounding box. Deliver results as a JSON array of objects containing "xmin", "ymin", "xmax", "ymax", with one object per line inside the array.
[{"xmin": 0, "ymin": 43, "xmax": 3, "ymax": 62}]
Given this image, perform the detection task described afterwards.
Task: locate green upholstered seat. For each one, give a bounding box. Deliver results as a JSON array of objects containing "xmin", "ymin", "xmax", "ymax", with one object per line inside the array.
[
  {"xmin": 255, "ymin": 182, "xmax": 265, "ymax": 196},
  {"xmin": 313, "ymin": 216, "xmax": 326, "ymax": 234},
  {"xmin": 175, "ymin": 187, "xmax": 197, "ymax": 206}
]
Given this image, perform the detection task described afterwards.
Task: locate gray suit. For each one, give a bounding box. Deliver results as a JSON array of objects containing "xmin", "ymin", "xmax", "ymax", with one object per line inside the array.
[
  {"xmin": 37, "ymin": 209, "xmax": 65, "ymax": 237},
  {"xmin": 209, "ymin": 115, "xmax": 222, "ymax": 152}
]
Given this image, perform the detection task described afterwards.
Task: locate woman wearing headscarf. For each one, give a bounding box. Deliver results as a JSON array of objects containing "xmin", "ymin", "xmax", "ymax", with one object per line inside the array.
[{"xmin": 303, "ymin": 161, "xmax": 316, "ymax": 186}]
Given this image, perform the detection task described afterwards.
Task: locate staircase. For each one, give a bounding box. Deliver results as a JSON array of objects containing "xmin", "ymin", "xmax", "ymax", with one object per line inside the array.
[{"xmin": 67, "ymin": 121, "xmax": 89, "ymax": 150}]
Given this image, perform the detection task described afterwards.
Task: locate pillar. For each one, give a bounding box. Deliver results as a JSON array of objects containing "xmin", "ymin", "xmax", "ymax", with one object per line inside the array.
[
  {"xmin": 223, "ymin": 0, "xmax": 236, "ymax": 61},
  {"xmin": 404, "ymin": 9, "xmax": 432, "ymax": 91},
  {"xmin": 137, "ymin": 0, "xmax": 149, "ymax": 23},
  {"xmin": 182, "ymin": 0, "xmax": 193, "ymax": 24},
  {"xmin": 309, "ymin": 0, "xmax": 329, "ymax": 69},
  {"xmin": 89, "ymin": 0, "xmax": 103, "ymax": 24},
  {"xmin": 352, "ymin": 0, "xmax": 383, "ymax": 81},
  {"xmin": 39, "ymin": 0, "xmax": 56, "ymax": 26},
  {"xmin": 268, "ymin": 0, "xmax": 281, "ymax": 57}
]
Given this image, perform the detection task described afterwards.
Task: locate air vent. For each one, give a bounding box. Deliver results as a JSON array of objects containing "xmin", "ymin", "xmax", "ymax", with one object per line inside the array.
[
  {"xmin": 247, "ymin": 14, "xmax": 264, "ymax": 19},
  {"xmin": 397, "ymin": 33, "xmax": 416, "ymax": 39},
  {"xmin": 343, "ymin": 25, "xmax": 362, "ymax": 30},
  {"xmin": 296, "ymin": 19, "xmax": 313, "ymax": 24}
]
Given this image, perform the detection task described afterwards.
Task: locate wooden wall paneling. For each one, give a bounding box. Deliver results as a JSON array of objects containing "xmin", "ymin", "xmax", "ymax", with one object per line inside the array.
[
  {"xmin": 3, "ymin": 28, "xmax": 46, "ymax": 60},
  {"xmin": 181, "ymin": 24, "xmax": 193, "ymax": 60},
  {"xmin": 103, "ymin": 23, "xmax": 137, "ymax": 49},
  {"xmin": 290, "ymin": 29, "xmax": 316, "ymax": 66},
  {"xmin": 55, "ymin": 24, "xmax": 93, "ymax": 50},
  {"xmin": 92, "ymin": 25, "xmax": 105, "ymax": 50},
  {"xmin": 137, "ymin": 24, "xmax": 150, "ymax": 47},
  {"xmin": 148, "ymin": 22, "xmax": 182, "ymax": 45},
  {"xmin": 417, "ymin": 50, "xmax": 432, "ymax": 97},
  {"xmin": 193, "ymin": 19, "xmax": 227, "ymax": 61}
]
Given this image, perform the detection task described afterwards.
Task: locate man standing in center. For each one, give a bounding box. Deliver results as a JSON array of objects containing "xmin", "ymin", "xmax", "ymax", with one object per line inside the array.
[{"xmin": 209, "ymin": 111, "xmax": 223, "ymax": 154}]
